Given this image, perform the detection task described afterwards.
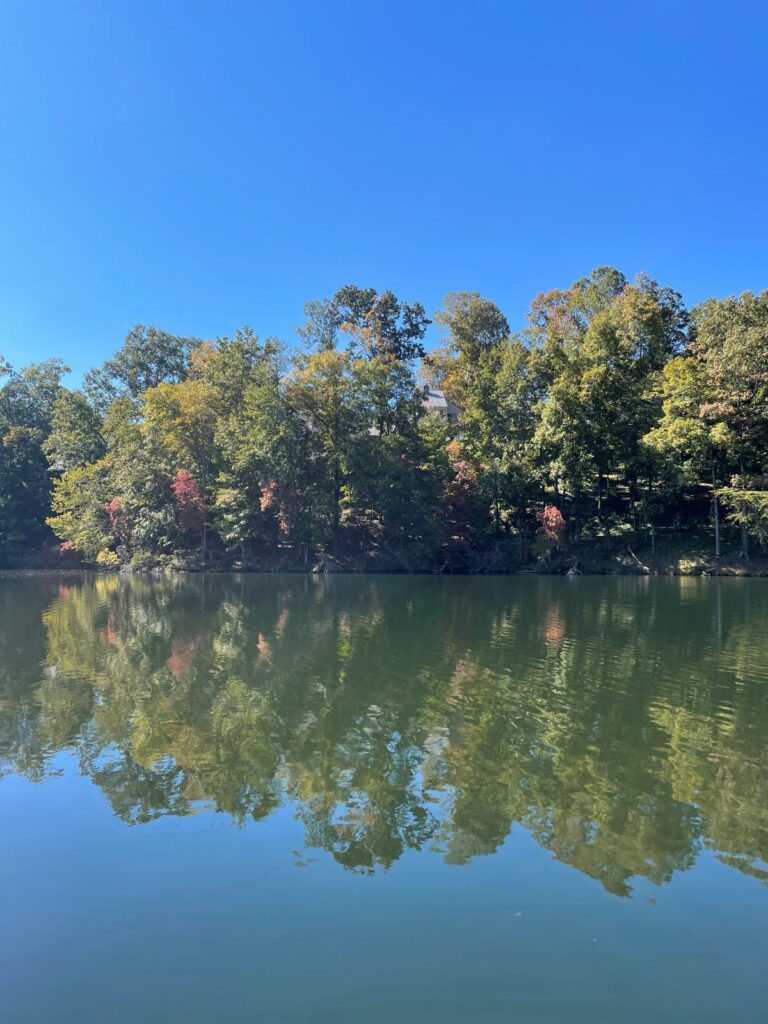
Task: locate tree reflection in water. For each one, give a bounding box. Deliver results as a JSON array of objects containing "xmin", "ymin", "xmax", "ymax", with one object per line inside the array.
[{"xmin": 1, "ymin": 573, "xmax": 767, "ymax": 894}]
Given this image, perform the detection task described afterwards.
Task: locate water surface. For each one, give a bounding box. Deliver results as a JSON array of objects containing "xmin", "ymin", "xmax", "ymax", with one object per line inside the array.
[{"xmin": 1, "ymin": 573, "xmax": 767, "ymax": 1022}]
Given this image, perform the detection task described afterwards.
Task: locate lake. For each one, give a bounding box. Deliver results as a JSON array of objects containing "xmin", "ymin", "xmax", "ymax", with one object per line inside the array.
[{"xmin": 1, "ymin": 573, "xmax": 766, "ymax": 1022}]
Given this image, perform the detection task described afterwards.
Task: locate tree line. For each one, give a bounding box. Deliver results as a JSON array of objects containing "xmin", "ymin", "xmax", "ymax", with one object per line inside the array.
[{"xmin": 1, "ymin": 267, "xmax": 767, "ymax": 571}]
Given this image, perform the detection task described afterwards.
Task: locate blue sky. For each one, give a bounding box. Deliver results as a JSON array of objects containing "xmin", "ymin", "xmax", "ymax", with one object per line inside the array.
[{"xmin": 1, "ymin": 1, "xmax": 766, "ymax": 383}]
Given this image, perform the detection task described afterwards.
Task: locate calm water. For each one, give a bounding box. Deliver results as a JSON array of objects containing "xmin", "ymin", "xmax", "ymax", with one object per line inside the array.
[{"xmin": 1, "ymin": 574, "xmax": 767, "ymax": 1023}]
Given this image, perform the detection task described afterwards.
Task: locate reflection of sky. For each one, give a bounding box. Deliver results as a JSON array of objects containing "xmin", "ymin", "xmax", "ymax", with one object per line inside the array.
[{"xmin": 1, "ymin": 761, "xmax": 766, "ymax": 1024}]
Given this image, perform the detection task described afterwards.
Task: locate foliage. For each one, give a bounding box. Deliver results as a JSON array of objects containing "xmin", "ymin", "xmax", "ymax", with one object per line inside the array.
[
  {"xmin": 0, "ymin": 359, "xmax": 68, "ymax": 560},
  {"xmin": 47, "ymin": 461, "xmax": 112, "ymax": 560},
  {"xmin": 171, "ymin": 470, "xmax": 206, "ymax": 535},
  {"xmin": 2, "ymin": 271, "xmax": 768, "ymax": 569},
  {"xmin": 533, "ymin": 505, "xmax": 566, "ymax": 562},
  {"xmin": 718, "ymin": 486, "xmax": 768, "ymax": 545},
  {"xmin": 43, "ymin": 390, "xmax": 105, "ymax": 470},
  {"xmin": 84, "ymin": 325, "xmax": 199, "ymax": 409}
]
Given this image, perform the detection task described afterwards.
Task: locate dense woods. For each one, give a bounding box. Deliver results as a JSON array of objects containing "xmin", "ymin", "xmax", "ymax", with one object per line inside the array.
[{"xmin": 2, "ymin": 267, "xmax": 767, "ymax": 573}]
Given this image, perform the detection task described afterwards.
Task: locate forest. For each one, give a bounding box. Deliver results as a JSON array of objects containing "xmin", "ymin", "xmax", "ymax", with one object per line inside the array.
[{"xmin": 1, "ymin": 266, "xmax": 767, "ymax": 573}]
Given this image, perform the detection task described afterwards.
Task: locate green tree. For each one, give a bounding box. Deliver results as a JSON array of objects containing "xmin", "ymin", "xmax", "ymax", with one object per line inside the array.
[
  {"xmin": 429, "ymin": 291, "xmax": 510, "ymax": 405},
  {"xmin": 689, "ymin": 291, "xmax": 768, "ymax": 556},
  {"xmin": 284, "ymin": 349, "xmax": 364, "ymax": 553},
  {"xmin": 345, "ymin": 357, "xmax": 444, "ymax": 568},
  {"xmin": 429, "ymin": 292, "xmax": 542, "ymax": 553},
  {"xmin": 530, "ymin": 268, "xmax": 687, "ymax": 539},
  {"xmin": 44, "ymin": 390, "xmax": 105, "ymax": 471},
  {"xmin": 47, "ymin": 461, "xmax": 112, "ymax": 560},
  {"xmin": 302, "ymin": 286, "xmax": 430, "ymax": 362},
  {"xmin": 643, "ymin": 355, "xmax": 724, "ymax": 555},
  {"xmin": 217, "ymin": 352, "xmax": 321, "ymax": 563},
  {"xmin": 0, "ymin": 358, "xmax": 68, "ymax": 561},
  {"xmin": 102, "ymin": 396, "xmax": 178, "ymax": 557},
  {"xmin": 84, "ymin": 325, "xmax": 200, "ymax": 410}
]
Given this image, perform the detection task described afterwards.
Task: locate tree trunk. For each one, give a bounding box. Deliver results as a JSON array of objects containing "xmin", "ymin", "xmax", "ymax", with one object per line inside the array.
[
  {"xmin": 740, "ymin": 522, "xmax": 749, "ymax": 560},
  {"xmin": 711, "ymin": 462, "xmax": 721, "ymax": 558},
  {"xmin": 597, "ymin": 470, "xmax": 604, "ymax": 515},
  {"xmin": 573, "ymin": 486, "xmax": 581, "ymax": 544},
  {"xmin": 518, "ymin": 512, "xmax": 524, "ymax": 559},
  {"xmin": 332, "ymin": 458, "xmax": 341, "ymax": 554},
  {"xmin": 739, "ymin": 460, "xmax": 748, "ymax": 559}
]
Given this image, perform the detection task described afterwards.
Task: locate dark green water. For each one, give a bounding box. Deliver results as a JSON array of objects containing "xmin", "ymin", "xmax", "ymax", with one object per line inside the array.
[{"xmin": 1, "ymin": 574, "xmax": 767, "ymax": 1022}]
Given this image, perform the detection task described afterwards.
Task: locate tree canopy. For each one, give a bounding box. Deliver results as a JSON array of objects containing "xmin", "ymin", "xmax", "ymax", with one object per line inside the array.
[{"xmin": 2, "ymin": 270, "xmax": 767, "ymax": 571}]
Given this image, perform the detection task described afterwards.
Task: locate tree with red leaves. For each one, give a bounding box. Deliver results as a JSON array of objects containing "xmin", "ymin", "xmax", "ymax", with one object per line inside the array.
[
  {"xmin": 171, "ymin": 469, "xmax": 207, "ymax": 552},
  {"xmin": 536, "ymin": 505, "xmax": 565, "ymax": 561},
  {"xmin": 104, "ymin": 496, "xmax": 130, "ymax": 547}
]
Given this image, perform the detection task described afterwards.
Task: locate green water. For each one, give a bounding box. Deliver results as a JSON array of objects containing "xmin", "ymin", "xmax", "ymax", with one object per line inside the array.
[{"xmin": 1, "ymin": 573, "xmax": 767, "ymax": 1022}]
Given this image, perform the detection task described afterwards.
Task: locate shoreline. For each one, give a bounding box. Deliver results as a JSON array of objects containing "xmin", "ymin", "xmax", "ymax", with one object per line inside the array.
[{"xmin": 2, "ymin": 561, "xmax": 767, "ymax": 579}]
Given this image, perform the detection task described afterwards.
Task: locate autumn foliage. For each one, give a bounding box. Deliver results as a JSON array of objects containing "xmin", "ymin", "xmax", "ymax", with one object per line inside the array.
[
  {"xmin": 10, "ymin": 273, "xmax": 765, "ymax": 571},
  {"xmin": 536, "ymin": 505, "xmax": 565, "ymax": 557},
  {"xmin": 171, "ymin": 470, "xmax": 206, "ymax": 533}
]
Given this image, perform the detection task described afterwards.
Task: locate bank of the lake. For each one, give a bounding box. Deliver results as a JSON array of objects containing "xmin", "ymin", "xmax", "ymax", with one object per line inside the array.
[{"xmin": 5, "ymin": 537, "xmax": 768, "ymax": 577}]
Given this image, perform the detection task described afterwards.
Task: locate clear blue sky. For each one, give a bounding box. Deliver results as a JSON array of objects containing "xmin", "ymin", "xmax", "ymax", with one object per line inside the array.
[{"xmin": 1, "ymin": 1, "xmax": 766, "ymax": 383}]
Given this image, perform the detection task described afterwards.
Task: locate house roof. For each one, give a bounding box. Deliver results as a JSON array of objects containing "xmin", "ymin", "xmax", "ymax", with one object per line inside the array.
[{"xmin": 423, "ymin": 386, "xmax": 461, "ymax": 418}]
